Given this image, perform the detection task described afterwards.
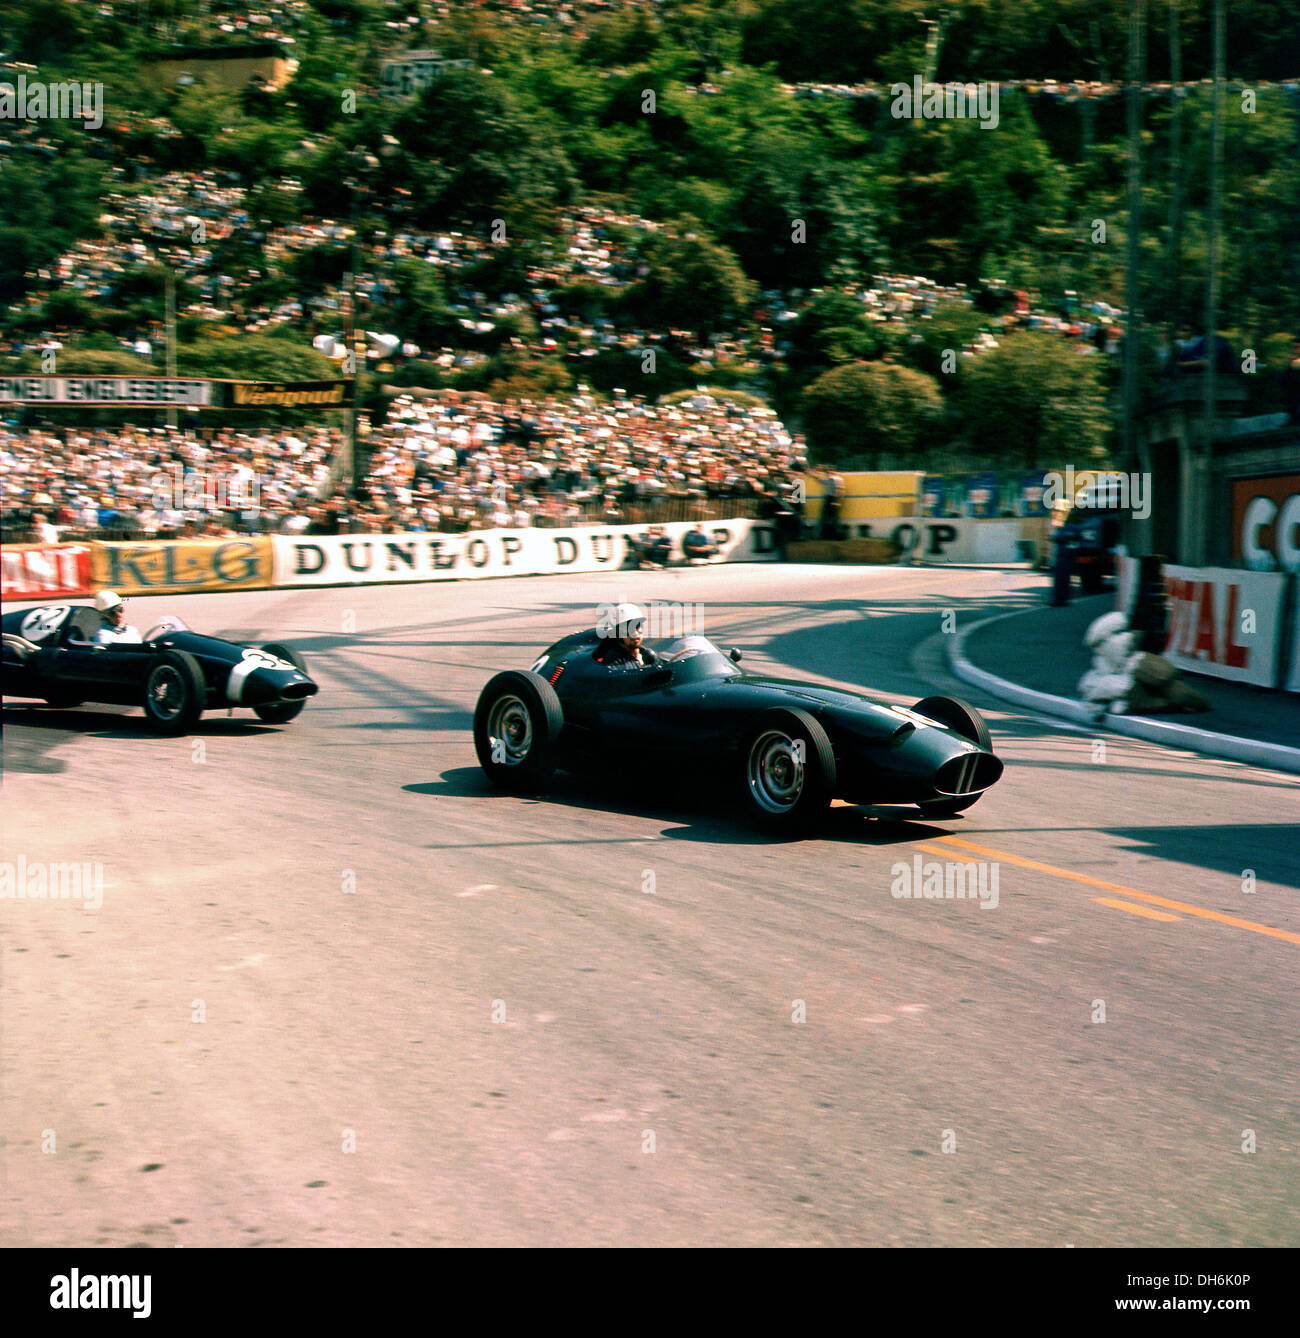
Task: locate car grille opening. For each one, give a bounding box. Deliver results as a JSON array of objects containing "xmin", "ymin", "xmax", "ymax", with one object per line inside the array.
[{"xmin": 935, "ymin": 753, "xmax": 1002, "ymax": 796}]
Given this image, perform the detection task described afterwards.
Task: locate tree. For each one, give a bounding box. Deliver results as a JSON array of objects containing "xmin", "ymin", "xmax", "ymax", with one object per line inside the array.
[
  {"xmin": 801, "ymin": 361, "xmax": 944, "ymax": 466},
  {"xmin": 620, "ymin": 221, "xmax": 756, "ymax": 338},
  {"xmin": 958, "ymin": 332, "xmax": 1111, "ymax": 468},
  {"xmin": 385, "ymin": 69, "xmax": 576, "ymax": 227},
  {"xmin": 175, "ymin": 333, "xmax": 337, "ymax": 382}
]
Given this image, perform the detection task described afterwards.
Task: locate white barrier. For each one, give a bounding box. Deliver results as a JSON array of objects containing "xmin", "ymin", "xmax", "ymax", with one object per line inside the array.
[
  {"xmin": 1163, "ymin": 564, "xmax": 1287, "ymax": 688},
  {"xmin": 1289, "ymin": 611, "xmax": 1300, "ymax": 694},
  {"xmin": 848, "ymin": 518, "xmax": 1024, "ymax": 563},
  {"xmin": 271, "ymin": 518, "xmax": 777, "ymax": 587}
]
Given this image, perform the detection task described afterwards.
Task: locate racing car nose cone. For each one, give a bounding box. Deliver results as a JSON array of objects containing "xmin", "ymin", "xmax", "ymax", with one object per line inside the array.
[{"xmin": 241, "ymin": 668, "xmax": 316, "ymax": 705}]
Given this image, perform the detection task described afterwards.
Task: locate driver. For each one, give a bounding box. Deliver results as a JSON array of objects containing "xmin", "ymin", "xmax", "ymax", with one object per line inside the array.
[
  {"xmin": 593, "ymin": 602, "xmax": 659, "ymax": 671},
  {"xmin": 92, "ymin": 590, "xmax": 143, "ymax": 645}
]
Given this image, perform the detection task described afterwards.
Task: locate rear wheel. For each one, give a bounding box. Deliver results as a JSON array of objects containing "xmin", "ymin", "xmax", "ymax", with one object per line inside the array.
[
  {"xmin": 912, "ymin": 696, "xmax": 990, "ymax": 817},
  {"xmin": 474, "ymin": 671, "xmax": 564, "ymax": 791},
  {"xmin": 143, "ymin": 649, "xmax": 206, "ymax": 735},
  {"xmin": 740, "ymin": 707, "xmax": 836, "ymax": 834},
  {"xmin": 253, "ymin": 643, "xmax": 309, "ymax": 724}
]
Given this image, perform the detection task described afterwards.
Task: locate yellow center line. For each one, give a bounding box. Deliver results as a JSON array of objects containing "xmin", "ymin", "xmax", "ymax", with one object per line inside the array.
[
  {"xmin": 913, "ymin": 842, "xmax": 981, "ymax": 861},
  {"xmin": 918, "ymin": 835, "xmax": 1300, "ymax": 946},
  {"xmin": 1091, "ymin": 897, "xmax": 1182, "ymax": 923}
]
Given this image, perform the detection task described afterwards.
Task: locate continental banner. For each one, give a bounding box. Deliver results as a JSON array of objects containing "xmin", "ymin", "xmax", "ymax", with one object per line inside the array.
[
  {"xmin": 272, "ymin": 519, "xmax": 776, "ymax": 587},
  {"xmin": 1, "ymin": 542, "xmax": 93, "ymax": 599},
  {"xmin": 91, "ymin": 537, "xmax": 273, "ymax": 596},
  {"xmin": 222, "ymin": 379, "xmax": 354, "ymax": 408},
  {"xmin": 1162, "ymin": 564, "xmax": 1287, "ymax": 689}
]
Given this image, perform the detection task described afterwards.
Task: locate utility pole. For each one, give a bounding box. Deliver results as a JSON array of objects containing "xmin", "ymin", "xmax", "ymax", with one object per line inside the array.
[
  {"xmin": 340, "ymin": 266, "xmax": 357, "ymax": 494},
  {"xmin": 1165, "ymin": 0, "xmax": 1182, "ymax": 357},
  {"xmin": 164, "ymin": 263, "xmax": 178, "ymax": 430},
  {"xmin": 1197, "ymin": 0, "xmax": 1225, "ymax": 565},
  {"xmin": 1121, "ymin": 0, "xmax": 1145, "ymax": 471},
  {"xmin": 921, "ymin": 12, "xmax": 947, "ymax": 85}
]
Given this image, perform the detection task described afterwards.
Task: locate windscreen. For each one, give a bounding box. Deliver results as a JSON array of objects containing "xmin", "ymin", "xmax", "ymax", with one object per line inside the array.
[
  {"xmin": 650, "ymin": 635, "xmax": 739, "ymax": 681},
  {"xmin": 145, "ymin": 616, "xmax": 190, "ymax": 640}
]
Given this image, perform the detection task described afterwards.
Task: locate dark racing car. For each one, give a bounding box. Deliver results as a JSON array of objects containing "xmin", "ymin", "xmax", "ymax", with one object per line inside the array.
[
  {"xmin": 473, "ymin": 628, "xmax": 1003, "ymax": 831},
  {"xmin": 2, "ymin": 602, "xmax": 317, "ymax": 734}
]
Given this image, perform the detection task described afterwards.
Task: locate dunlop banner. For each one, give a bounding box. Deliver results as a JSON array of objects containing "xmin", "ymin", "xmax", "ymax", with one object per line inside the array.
[
  {"xmin": 1, "ymin": 542, "xmax": 93, "ymax": 599},
  {"xmin": 272, "ymin": 519, "xmax": 776, "ymax": 587},
  {"xmin": 222, "ymin": 379, "xmax": 354, "ymax": 408},
  {"xmin": 91, "ymin": 537, "xmax": 273, "ymax": 595}
]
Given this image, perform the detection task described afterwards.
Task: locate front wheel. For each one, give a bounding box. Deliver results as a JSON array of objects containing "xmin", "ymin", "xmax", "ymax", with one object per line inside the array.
[
  {"xmin": 253, "ymin": 643, "xmax": 309, "ymax": 724},
  {"xmin": 473, "ymin": 670, "xmax": 564, "ymax": 791},
  {"xmin": 740, "ymin": 707, "xmax": 836, "ymax": 834},
  {"xmin": 143, "ymin": 649, "xmax": 206, "ymax": 734}
]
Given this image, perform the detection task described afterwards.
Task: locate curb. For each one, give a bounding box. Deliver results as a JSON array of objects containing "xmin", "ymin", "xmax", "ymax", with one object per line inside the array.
[{"xmin": 950, "ymin": 610, "xmax": 1300, "ymax": 777}]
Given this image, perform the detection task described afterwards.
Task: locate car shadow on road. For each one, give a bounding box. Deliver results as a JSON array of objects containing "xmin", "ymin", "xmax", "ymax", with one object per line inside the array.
[
  {"xmin": 404, "ymin": 767, "xmax": 958, "ymax": 847},
  {"xmin": 1, "ymin": 704, "xmax": 279, "ymax": 738}
]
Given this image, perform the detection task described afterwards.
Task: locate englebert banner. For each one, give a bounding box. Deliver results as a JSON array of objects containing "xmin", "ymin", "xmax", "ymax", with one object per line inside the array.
[{"xmin": 272, "ymin": 519, "xmax": 777, "ymax": 587}]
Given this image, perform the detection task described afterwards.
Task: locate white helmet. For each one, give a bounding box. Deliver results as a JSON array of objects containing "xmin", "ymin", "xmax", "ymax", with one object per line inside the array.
[
  {"xmin": 94, "ymin": 590, "xmax": 123, "ymax": 613},
  {"xmin": 598, "ymin": 601, "xmax": 646, "ymax": 638}
]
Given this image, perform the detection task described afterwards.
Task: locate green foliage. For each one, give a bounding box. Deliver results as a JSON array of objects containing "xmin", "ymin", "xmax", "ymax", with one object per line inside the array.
[
  {"xmin": 620, "ymin": 221, "xmax": 756, "ymax": 337},
  {"xmin": 957, "ymin": 332, "xmax": 1111, "ymax": 468},
  {"xmin": 174, "ymin": 333, "xmax": 337, "ymax": 382},
  {"xmin": 0, "ymin": 0, "xmax": 1297, "ymax": 474},
  {"xmin": 381, "ymin": 69, "xmax": 577, "ymax": 227},
  {"xmin": 903, "ymin": 299, "xmax": 989, "ymax": 377},
  {"xmin": 13, "ymin": 345, "xmax": 154, "ymax": 376},
  {"xmin": 801, "ymin": 360, "xmax": 944, "ymax": 466}
]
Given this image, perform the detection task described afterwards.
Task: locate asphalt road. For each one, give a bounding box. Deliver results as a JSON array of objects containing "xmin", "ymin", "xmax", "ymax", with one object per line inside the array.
[{"xmin": 2, "ymin": 563, "xmax": 1297, "ymax": 1246}]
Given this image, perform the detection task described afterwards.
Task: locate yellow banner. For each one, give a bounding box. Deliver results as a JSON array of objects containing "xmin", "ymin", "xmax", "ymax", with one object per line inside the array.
[
  {"xmin": 802, "ymin": 471, "xmax": 922, "ymax": 520},
  {"xmin": 91, "ymin": 538, "xmax": 273, "ymax": 596}
]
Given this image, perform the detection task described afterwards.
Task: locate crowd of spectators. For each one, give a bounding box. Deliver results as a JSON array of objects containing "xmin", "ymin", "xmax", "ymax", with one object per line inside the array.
[
  {"xmin": 6, "ymin": 164, "xmax": 1127, "ymax": 376},
  {"xmin": 0, "ymin": 388, "xmax": 808, "ymax": 543}
]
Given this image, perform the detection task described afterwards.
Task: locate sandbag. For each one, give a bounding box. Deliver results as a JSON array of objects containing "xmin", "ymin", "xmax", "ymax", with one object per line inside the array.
[
  {"xmin": 1165, "ymin": 678, "xmax": 1211, "ymax": 712},
  {"xmin": 1132, "ymin": 652, "xmax": 1177, "ymax": 688}
]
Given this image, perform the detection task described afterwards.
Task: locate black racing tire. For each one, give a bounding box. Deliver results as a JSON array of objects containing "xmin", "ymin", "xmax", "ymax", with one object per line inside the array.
[
  {"xmin": 912, "ymin": 696, "xmax": 991, "ymax": 817},
  {"xmin": 474, "ymin": 670, "xmax": 564, "ymax": 792},
  {"xmin": 740, "ymin": 707, "xmax": 836, "ymax": 834},
  {"xmin": 253, "ymin": 643, "xmax": 309, "ymax": 724},
  {"xmin": 142, "ymin": 649, "xmax": 206, "ymax": 735}
]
